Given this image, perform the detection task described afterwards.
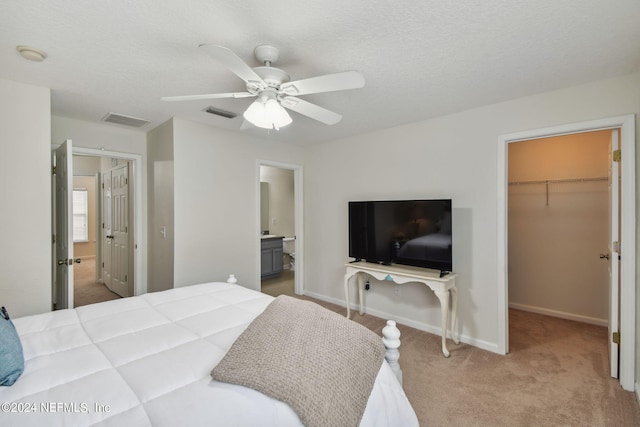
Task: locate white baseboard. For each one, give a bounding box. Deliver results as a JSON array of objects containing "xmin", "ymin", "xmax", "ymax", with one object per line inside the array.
[
  {"xmin": 509, "ymin": 302, "xmax": 608, "ymax": 327},
  {"xmin": 303, "ymin": 290, "xmax": 501, "ymax": 355}
]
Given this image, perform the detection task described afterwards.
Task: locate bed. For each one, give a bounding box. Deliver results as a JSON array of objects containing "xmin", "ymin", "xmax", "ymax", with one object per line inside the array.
[
  {"xmin": 397, "ymin": 232, "xmax": 452, "ymax": 264},
  {"xmin": 0, "ymin": 277, "xmax": 418, "ymax": 426}
]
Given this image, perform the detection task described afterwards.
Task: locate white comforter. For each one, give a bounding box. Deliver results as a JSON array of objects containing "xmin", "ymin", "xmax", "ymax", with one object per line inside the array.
[{"xmin": 0, "ymin": 282, "xmax": 418, "ymax": 426}]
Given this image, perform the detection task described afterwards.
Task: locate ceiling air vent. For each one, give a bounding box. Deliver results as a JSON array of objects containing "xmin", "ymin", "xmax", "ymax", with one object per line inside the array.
[
  {"xmin": 203, "ymin": 106, "xmax": 238, "ymax": 119},
  {"xmin": 102, "ymin": 112, "xmax": 151, "ymax": 128}
]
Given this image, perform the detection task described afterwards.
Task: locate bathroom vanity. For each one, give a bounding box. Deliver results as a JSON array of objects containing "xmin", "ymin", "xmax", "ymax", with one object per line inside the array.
[{"xmin": 261, "ymin": 235, "xmax": 283, "ymax": 280}]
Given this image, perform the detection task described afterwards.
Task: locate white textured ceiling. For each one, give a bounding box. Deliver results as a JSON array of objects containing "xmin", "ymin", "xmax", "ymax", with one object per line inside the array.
[{"xmin": 1, "ymin": 1, "xmax": 639, "ymax": 145}]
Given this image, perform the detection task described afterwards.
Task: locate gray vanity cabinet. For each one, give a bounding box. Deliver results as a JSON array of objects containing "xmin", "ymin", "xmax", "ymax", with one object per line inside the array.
[{"xmin": 261, "ymin": 237, "xmax": 283, "ymax": 280}]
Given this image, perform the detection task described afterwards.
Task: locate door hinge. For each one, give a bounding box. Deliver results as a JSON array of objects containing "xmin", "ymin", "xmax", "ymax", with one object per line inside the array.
[
  {"xmin": 125, "ymin": 275, "xmax": 128, "ymax": 282},
  {"xmin": 613, "ymin": 332, "xmax": 620, "ymax": 345},
  {"xmin": 52, "ymin": 165, "xmax": 57, "ymax": 175},
  {"xmin": 613, "ymin": 149, "xmax": 621, "ymax": 162},
  {"xmin": 102, "ymin": 262, "xmax": 104, "ymax": 268},
  {"xmin": 52, "ymin": 234, "xmax": 56, "ymax": 244},
  {"xmin": 613, "ymin": 241, "xmax": 620, "ymax": 254}
]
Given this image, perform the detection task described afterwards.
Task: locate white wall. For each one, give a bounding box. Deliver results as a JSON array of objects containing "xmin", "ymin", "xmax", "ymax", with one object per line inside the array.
[
  {"xmin": 147, "ymin": 119, "xmax": 174, "ymax": 293},
  {"xmin": 0, "ymin": 79, "xmax": 51, "ymax": 317},
  {"xmin": 52, "ymin": 116, "xmax": 148, "ymax": 155},
  {"xmin": 304, "ymin": 72, "xmax": 640, "ymax": 353},
  {"xmin": 172, "ymin": 118, "xmax": 306, "ymax": 290}
]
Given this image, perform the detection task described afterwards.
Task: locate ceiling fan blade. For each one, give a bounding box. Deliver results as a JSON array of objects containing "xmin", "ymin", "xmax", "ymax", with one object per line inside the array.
[
  {"xmin": 280, "ymin": 71, "xmax": 364, "ymax": 96},
  {"xmin": 199, "ymin": 44, "xmax": 266, "ymax": 87},
  {"xmin": 280, "ymin": 96, "xmax": 342, "ymax": 125},
  {"xmin": 161, "ymin": 92, "xmax": 254, "ymax": 102}
]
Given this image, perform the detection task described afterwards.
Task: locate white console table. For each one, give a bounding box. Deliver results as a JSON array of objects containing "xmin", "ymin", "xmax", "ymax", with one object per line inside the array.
[{"xmin": 344, "ymin": 261, "xmax": 459, "ymax": 357}]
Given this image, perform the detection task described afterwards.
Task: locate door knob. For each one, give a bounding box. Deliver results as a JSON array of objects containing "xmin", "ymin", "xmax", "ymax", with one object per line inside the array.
[
  {"xmin": 74, "ymin": 258, "xmax": 81, "ymax": 264},
  {"xmin": 57, "ymin": 259, "xmax": 67, "ymax": 266},
  {"xmin": 599, "ymin": 253, "xmax": 610, "ymax": 260}
]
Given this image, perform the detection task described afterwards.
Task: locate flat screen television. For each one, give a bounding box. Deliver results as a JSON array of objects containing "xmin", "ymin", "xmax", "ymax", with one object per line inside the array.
[{"xmin": 349, "ymin": 199, "xmax": 452, "ymax": 272}]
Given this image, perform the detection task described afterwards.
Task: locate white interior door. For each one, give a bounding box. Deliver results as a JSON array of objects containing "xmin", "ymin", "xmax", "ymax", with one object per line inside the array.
[
  {"xmin": 607, "ymin": 129, "xmax": 620, "ymax": 378},
  {"xmin": 102, "ymin": 171, "xmax": 113, "ymax": 290},
  {"xmin": 110, "ymin": 165, "xmax": 129, "ymax": 297},
  {"xmin": 54, "ymin": 140, "xmax": 74, "ymax": 309}
]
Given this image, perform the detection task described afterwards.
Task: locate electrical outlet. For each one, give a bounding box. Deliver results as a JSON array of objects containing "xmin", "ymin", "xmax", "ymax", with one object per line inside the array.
[{"xmin": 393, "ymin": 284, "xmax": 401, "ymax": 296}]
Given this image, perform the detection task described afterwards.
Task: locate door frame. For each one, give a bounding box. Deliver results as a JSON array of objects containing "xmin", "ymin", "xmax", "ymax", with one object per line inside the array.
[
  {"xmin": 497, "ymin": 114, "xmax": 635, "ymax": 391},
  {"xmin": 70, "ymin": 147, "xmax": 145, "ymax": 296},
  {"xmin": 256, "ymin": 159, "xmax": 303, "ymax": 295}
]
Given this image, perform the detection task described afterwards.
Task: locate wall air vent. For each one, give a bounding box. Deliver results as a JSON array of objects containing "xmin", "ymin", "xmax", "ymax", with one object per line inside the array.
[
  {"xmin": 102, "ymin": 112, "xmax": 151, "ymax": 128},
  {"xmin": 203, "ymin": 106, "xmax": 238, "ymax": 119}
]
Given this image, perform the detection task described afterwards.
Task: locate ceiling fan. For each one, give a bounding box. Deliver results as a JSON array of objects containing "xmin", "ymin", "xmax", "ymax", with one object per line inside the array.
[{"xmin": 162, "ymin": 44, "xmax": 365, "ymax": 130}]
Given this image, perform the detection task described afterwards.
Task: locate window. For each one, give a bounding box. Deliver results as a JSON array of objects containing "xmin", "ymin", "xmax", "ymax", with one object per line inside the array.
[{"xmin": 73, "ymin": 189, "xmax": 89, "ymax": 242}]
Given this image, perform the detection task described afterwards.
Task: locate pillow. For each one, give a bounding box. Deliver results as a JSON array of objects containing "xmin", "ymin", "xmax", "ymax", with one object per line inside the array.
[
  {"xmin": 0, "ymin": 306, "xmax": 25, "ymax": 386},
  {"xmin": 211, "ymin": 295, "xmax": 385, "ymax": 427}
]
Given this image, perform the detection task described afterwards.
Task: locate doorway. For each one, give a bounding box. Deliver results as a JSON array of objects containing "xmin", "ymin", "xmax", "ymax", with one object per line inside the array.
[
  {"xmin": 507, "ymin": 131, "xmax": 611, "ymax": 325},
  {"xmin": 72, "ymin": 171, "xmax": 120, "ymax": 306},
  {"xmin": 53, "ymin": 145, "xmax": 145, "ymax": 310},
  {"xmin": 497, "ymin": 114, "xmax": 636, "ymax": 391},
  {"xmin": 70, "ymin": 156, "xmax": 134, "ymax": 305},
  {"xmin": 258, "ymin": 160, "xmax": 303, "ymax": 296}
]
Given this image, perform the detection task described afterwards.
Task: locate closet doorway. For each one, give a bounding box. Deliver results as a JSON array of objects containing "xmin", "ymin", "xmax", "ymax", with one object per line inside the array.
[
  {"xmin": 508, "ymin": 130, "xmax": 611, "ymax": 327},
  {"xmin": 257, "ymin": 161, "xmax": 303, "ymax": 297},
  {"xmin": 497, "ymin": 114, "xmax": 636, "ymax": 391}
]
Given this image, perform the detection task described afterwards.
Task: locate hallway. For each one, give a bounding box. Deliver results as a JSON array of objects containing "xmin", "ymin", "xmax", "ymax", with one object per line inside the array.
[{"xmin": 73, "ymin": 256, "xmax": 121, "ymax": 307}]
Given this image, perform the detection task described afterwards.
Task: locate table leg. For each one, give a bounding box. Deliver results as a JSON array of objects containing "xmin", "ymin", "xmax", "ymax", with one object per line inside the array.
[
  {"xmin": 344, "ymin": 273, "xmax": 352, "ymax": 319},
  {"xmin": 450, "ymin": 286, "xmax": 459, "ymax": 344},
  {"xmin": 357, "ymin": 273, "xmax": 365, "ymax": 315},
  {"xmin": 434, "ymin": 289, "xmax": 450, "ymax": 357}
]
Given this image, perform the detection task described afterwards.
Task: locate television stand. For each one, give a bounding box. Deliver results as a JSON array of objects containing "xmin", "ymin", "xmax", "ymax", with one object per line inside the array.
[{"xmin": 344, "ymin": 261, "xmax": 458, "ymax": 357}]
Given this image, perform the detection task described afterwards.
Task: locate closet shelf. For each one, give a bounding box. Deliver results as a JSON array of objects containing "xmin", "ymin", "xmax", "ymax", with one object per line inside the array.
[{"xmin": 508, "ymin": 176, "xmax": 608, "ymax": 186}]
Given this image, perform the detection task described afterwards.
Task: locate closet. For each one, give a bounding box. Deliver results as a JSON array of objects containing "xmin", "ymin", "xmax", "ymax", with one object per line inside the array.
[{"xmin": 507, "ymin": 130, "xmax": 613, "ymax": 325}]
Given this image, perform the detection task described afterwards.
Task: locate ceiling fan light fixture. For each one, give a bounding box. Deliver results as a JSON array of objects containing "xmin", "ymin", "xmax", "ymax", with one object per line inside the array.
[{"xmin": 243, "ymin": 97, "xmax": 292, "ymax": 130}]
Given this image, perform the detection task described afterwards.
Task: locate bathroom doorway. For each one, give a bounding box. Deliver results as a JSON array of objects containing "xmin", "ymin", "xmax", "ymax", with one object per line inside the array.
[{"xmin": 258, "ymin": 161, "xmax": 303, "ymax": 297}]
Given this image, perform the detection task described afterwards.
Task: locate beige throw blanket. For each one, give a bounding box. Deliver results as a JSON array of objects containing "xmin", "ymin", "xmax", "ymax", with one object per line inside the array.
[{"xmin": 211, "ymin": 295, "xmax": 386, "ymax": 427}]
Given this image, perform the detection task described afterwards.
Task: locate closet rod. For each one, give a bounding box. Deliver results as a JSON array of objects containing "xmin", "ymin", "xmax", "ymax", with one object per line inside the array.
[{"xmin": 508, "ymin": 176, "xmax": 608, "ymax": 186}]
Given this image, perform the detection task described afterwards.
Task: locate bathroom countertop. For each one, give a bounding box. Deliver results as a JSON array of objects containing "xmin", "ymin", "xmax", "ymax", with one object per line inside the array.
[{"xmin": 261, "ymin": 235, "xmax": 284, "ymax": 240}]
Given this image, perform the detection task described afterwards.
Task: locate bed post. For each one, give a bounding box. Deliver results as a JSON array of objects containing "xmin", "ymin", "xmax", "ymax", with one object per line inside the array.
[{"xmin": 382, "ymin": 320, "xmax": 402, "ymax": 385}]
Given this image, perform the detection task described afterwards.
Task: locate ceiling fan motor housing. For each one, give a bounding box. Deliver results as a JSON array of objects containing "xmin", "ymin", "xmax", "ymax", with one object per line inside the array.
[
  {"xmin": 254, "ymin": 45, "xmax": 279, "ymax": 65},
  {"xmin": 252, "ymin": 66, "xmax": 290, "ymax": 89}
]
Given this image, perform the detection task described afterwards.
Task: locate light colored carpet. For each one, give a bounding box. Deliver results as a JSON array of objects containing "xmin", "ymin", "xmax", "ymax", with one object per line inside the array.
[
  {"xmin": 73, "ymin": 264, "xmax": 640, "ymax": 425},
  {"xmin": 299, "ymin": 296, "xmax": 640, "ymax": 427},
  {"xmin": 73, "ymin": 256, "xmax": 121, "ymax": 307}
]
